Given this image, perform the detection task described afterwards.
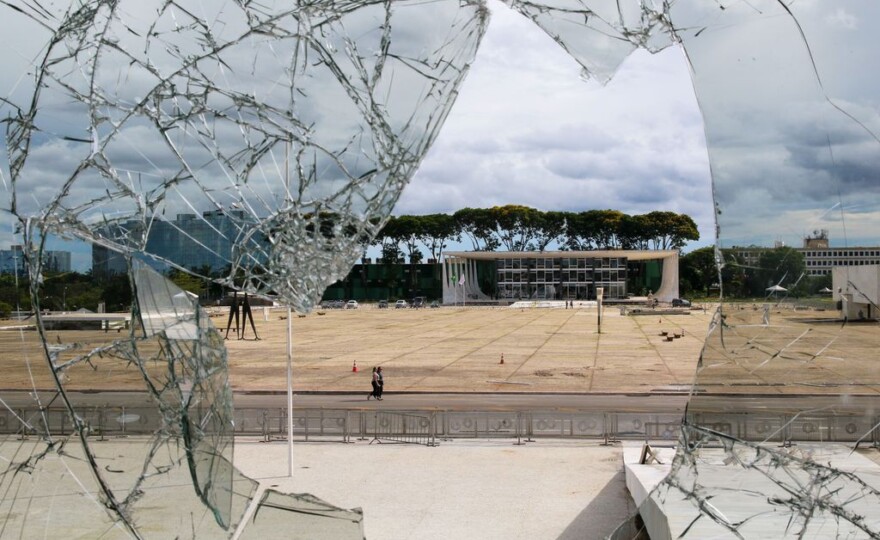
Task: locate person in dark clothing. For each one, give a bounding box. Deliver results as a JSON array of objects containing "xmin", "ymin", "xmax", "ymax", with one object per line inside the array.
[
  {"xmin": 368, "ymin": 367, "xmax": 379, "ymax": 400},
  {"xmin": 376, "ymin": 366, "xmax": 384, "ymax": 400}
]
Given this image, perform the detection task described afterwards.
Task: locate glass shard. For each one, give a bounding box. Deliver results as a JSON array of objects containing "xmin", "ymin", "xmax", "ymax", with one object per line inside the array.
[
  {"xmin": 1, "ymin": 0, "xmax": 486, "ymax": 536},
  {"xmin": 492, "ymin": 1, "xmax": 880, "ymax": 537},
  {"xmin": 2, "ymin": 0, "xmax": 879, "ymax": 538},
  {"xmin": 2, "ymin": 0, "xmax": 488, "ymax": 312},
  {"xmin": 238, "ymin": 489, "xmax": 364, "ymax": 539}
]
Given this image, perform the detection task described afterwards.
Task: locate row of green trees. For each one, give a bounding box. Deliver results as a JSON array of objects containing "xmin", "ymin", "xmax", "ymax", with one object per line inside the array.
[
  {"xmin": 0, "ymin": 206, "xmax": 700, "ymax": 314},
  {"xmin": 375, "ymin": 206, "xmax": 700, "ymax": 263},
  {"xmin": 679, "ymin": 246, "xmax": 831, "ymax": 298},
  {"xmin": 0, "ymin": 268, "xmax": 220, "ymax": 316},
  {"xmin": 0, "ymin": 245, "xmax": 834, "ymax": 315},
  {"xmin": 0, "ymin": 271, "xmax": 132, "ymax": 316}
]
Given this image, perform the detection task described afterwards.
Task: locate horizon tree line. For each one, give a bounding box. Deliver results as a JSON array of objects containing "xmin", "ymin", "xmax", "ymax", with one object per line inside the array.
[
  {"xmin": 374, "ymin": 205, "xmax": 700, "ymax": 264},
  {"xmin": 679, "ymin": 245, "xmax": 832, "ymax": 298}
]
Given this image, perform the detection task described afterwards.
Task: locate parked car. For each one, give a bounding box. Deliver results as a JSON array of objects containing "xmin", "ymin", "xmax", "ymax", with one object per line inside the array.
[
  {"xmin": 377, "ymin": 300, "xmax": 389, "ymax": 309},
  {"xmin": 672, "ymin": 298, "xmax": 691, "ymax": 308},
  {"xmin": 395, "ymin": 300, "xmax": 407, "ymax": 308},
  {"xmin": 410, "ymin": 296, "xmax": 425, "ymax": 308},
  {"xmin": 346, "ymin": 300, "xmax": 359, "ymax": 309},
  {"xmin": 430, "ymin": 300, "xmax": 440, "ymax": 308}
]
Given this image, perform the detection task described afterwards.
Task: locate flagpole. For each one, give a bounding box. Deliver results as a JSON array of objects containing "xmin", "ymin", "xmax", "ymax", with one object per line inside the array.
[
  {"xmin": 285, "ymin": 141, "xmax": 294, "ymax": 478},
  {"xmin": 286, "ymin": 306, "xmax": 293, "ymax": 477}
]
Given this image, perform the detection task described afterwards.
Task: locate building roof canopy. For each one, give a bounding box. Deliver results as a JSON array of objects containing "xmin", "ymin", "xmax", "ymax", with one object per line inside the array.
[{"xmin": 444, "ymin": 250, "xmax": 679, "ymax": 262}]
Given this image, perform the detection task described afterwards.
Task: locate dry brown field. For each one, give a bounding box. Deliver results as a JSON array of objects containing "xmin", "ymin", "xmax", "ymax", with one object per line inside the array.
[
  {"xmin": 222, "ymin": 305, "xmax": 709, "ymax": 393},
  {"xmin": 1, "ymin": 305, "xmax": 876, "ymax": 395}
]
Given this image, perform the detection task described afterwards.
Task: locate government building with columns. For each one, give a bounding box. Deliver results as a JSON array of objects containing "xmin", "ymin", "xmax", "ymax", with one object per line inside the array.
[{"xmin": 441, "ymin": 250, "xmax": 680, "ymax": 305}]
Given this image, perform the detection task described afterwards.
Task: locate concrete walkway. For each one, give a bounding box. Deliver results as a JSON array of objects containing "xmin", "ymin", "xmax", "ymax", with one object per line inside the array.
[{"xmin": 234, "ymin": 438, "xmax": 638, "ymax": 539}]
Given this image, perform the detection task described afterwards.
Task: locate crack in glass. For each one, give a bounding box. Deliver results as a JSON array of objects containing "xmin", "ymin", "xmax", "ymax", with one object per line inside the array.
[
  {"xmin": 0, "ymin": 0, "xmax": 485, "ymax": 536},
  {"xmin": 1, "ymin": 0, "xmax": 879, "ymax": 538}
]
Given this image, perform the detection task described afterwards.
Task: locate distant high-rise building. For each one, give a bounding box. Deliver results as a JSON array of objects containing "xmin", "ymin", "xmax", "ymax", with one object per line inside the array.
[
  {"xmin": 0, "ymin": 245, "xmax": 24, "ymax": 275},
  {"xmin": 730, "ymin": 232, "xmax": 880, "ymax": 278},
  {"xmin": 91, "ymin": 211, "xmax": 266, "ymax": 277},
  {"xmin": 44, "ymin": 251, "xmax": 72, "ymax": 273},
  {"xmin": 0, "ymin": 245, "xmax": 71, "ymax": 274}
]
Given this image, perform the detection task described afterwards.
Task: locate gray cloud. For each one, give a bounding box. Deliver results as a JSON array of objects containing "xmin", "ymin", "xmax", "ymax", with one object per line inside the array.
[
  {"xmin": 399, "ymin": 1, "xmax": 714, "ymax": 245},
  {"xmin": 8, "ymin": 0, "xmax": 879, "ymax": 266}
]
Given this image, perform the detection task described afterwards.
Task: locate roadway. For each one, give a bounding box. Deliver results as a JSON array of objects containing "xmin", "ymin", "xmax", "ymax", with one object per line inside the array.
[{"xmin": 2, "ymin": 390, "xmax": 877, "ymax": 416}]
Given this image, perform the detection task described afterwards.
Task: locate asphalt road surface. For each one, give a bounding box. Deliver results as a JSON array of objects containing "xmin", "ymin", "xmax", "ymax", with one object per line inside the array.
[{"xmin": 3, "ymin": 390, "xmax": 877, "ymax": 416}]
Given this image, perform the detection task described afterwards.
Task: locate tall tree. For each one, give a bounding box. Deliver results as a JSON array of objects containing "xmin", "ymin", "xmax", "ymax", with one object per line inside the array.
[
  {"xmin": 534, "ymin": 211, "xmax": 568, "ymax": 252},
  {"xmin": 718, "ymin": 251, "xmax": 751, "ymax": 298},
  {"xmin": 680, "ymin": 246, "xmax": 719, "ymax": 296},
  {"xmin": 756, "ymin": 247, "xmax": 806, "ymax": 292},
  {"xmin": 420, "ymin": 213, "xmax": 458, "ymax": 261},
  {"xmin": 644, "ymin": 211, "xmax": 700, "ymax": 250},
  {"xmin": 376, "ymin": 216, "xmax": 403, "ymax": 262},
  {"xmin": 670, "ymin": 214, "xmax": 700, "ymax": 250},
  {"xmin": 618, "ymin": 214, "xmax": 650, "ymax": 250},
  {"xmin": 453, "ymin": 208, "xmax": 498, "ymax": 251},
  {"xmin": 488, "ymin": 205, "xmax": 542, "ymax": 251},
  {"xmin": 390, "ymin": 214, "xmax": 424, "ymax": 263},
  {"xmin": 387, "ymin": 215, "xmax": 426, "ymax": 292},
  {"xmin": 564, "ymin": 211, "xmax": 599, "ymax": 250},
  {"xmin": 590, "ymin": 209, "xmax": 626, "ymax": 249}
]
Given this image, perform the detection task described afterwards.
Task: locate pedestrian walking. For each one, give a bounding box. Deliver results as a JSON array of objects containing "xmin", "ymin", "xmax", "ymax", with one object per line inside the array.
[
  {"xmin": 376, "ymin": 366, "xmax": 384, "ymax": 400},
  {"xmin": 368, "ymin": 367, "xmax": 379, "ymax": 400}
]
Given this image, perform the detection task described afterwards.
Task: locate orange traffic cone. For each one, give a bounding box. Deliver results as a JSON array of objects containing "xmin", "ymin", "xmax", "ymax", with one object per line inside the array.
[
  {"xmin": 352, "ymin": 360, "xmax": 359, "ymax": 373},
  {"xmin": 499, "ymin": 353, "xmax": 505, "ymax": 365}
]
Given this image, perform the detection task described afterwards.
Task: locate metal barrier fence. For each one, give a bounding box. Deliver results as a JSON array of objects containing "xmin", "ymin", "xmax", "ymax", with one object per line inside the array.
[
  {"xmin": 1, "ymin": 408, "xmax": 878, "ymax": 448},
  {"xmin": 372, "ymin": 411, "xmax": 437, "ymax": 446},
  {"xmin": 688, "ymin": 412, "xmax": 880, "ymax": 446},
  {"xmin": 0, "ymin": 406, "xmax": 164, "ymax": 440}
]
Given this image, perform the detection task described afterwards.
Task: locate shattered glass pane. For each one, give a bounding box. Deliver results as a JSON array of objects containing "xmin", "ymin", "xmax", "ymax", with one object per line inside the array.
[
  {"xmin": 0, "ymin": 259, "xmax": 260, "ymax": 536},
  {"xmin": 0, "ymin": 258, "xmax": 365, "ymax": 537},
  {"xmin": 497, "ymin": 1, "xmax": 880, "ymax": 537},
  {"xmin": 2, "ymin": 0, "xmax": 879, "ymax": 537},
  {"xmin": 672, "ymin": 2, "xmax": 880, "ymax": 537},
  {"xmin": 0, "ymin": 0, "xmax": 482, "ymax": 536},
  {"xmin": 2, "ymin": 0, "xmax": 487, "ymax": 312},
  {"xmin": 238, "ymin": 489, "xmax": 364, "ymax": 539},
  {"xmin": 504, "ymin": 0, "xmax": 675, "ymax": 83}
]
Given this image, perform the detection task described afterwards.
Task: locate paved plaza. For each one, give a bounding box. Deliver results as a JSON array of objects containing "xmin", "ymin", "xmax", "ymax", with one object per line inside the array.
[
  {"xmin": 235, "ymin": 438, "xmax": 636, "ymax": 540},
  {"xmin": 4, "ymin": 303, "xmax": 876, "ymax": 398},
  {"xmin": 222, "ymin": 305, "xmax": 710, "ymax": 393}
]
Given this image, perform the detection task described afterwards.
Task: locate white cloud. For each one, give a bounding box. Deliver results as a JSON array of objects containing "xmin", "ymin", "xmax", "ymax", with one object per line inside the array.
[
  {"xmin": 827, "ymin": 8, "xmax": 858, "ymax": 30},
  {"xmin": 397, "ymin": 0, "xmax": 715, "ymax": 247},
  {"xmin": 5, "ymin": 0, "xmax": 880, "ymax": 267}
]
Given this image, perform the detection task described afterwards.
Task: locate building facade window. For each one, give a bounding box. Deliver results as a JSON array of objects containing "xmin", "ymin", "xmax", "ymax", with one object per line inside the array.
[{"xmin": 494, "ymin": 255, "xmax": 628, "ymax": 300}]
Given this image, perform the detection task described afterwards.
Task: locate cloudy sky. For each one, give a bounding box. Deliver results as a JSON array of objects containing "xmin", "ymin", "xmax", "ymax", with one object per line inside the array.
[
  {"xmin": 3, "ymin": 0, "xmax": 879, "ymax": 273},
  {"xmin": 1, "ymin": 0, "xmax": 718, "ymax": 271},
  {"xmin": 397, "ymin": 0, "xmax": 715, "ymax": 244},
  {"xmin": 399, "ymin": 0, "xmax": 880, "ymax": 252}
]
